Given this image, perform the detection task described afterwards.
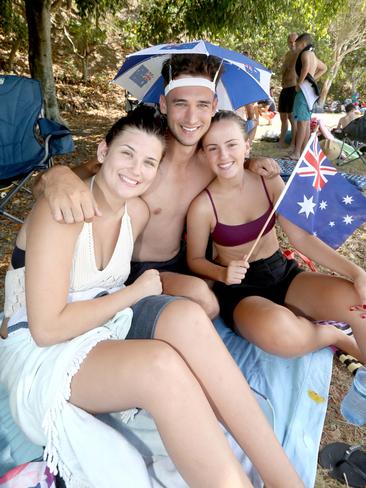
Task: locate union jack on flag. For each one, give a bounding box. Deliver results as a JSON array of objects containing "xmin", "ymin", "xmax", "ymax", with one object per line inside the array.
[
  {"xmin": 297, "ymin": 138, "xmax": 337, "ymax": 190},
  {"xmin": 277, "ymin": 135, "xmax": 366, "ymax": 249}
]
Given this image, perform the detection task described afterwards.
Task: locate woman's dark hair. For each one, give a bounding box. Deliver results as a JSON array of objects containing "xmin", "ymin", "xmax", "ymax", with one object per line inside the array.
[
  {"xmin": 209, "ymin": 110, "xmax": 247, "ymax": 137},
  {"xmin": 105, "ymin": 104, "xmax": 167, "ymax": 146}
]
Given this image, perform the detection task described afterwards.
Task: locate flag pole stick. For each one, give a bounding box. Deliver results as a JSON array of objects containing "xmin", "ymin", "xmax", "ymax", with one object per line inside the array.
[{"xmin": 245, "ymin": 133, "xmax": 317, "ymax": 262}]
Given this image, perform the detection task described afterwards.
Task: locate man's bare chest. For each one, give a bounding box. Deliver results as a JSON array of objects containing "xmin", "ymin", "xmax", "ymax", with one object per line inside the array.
[{"xmin": 144, "ymin": 168, "xmax": 212, "ymax": 220}]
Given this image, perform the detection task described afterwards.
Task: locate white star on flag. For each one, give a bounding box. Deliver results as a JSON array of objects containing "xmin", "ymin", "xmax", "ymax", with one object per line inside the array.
[
  {"xmin": 343, "ymin": 195, "xmax": 354, "ymax": 205},
  {"xmin": 319, "ymin": 200, "xmax": 327, "ymax": 210},
  {"xmin": 297, "ymin": 195, "xmax": 316, "ymax": 218},
  {"xmin": 343, "ymin": 215, "xmax": 354, "ymax": 224},
  {"xmin": 329, "ymin": 221, "xmax": 335, "ymax": 227}
]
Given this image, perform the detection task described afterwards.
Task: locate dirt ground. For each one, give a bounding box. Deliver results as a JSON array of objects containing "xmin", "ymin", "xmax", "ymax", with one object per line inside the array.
[{"xmin": 0, "ymin": 91, "xmax": 365, "ymax": 487}]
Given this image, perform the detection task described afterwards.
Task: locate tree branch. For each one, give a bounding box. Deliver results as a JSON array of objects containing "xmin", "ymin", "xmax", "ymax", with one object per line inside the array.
[{"xmin": 63, "ymin": 25, "xmax": 84, "ymax": 59}]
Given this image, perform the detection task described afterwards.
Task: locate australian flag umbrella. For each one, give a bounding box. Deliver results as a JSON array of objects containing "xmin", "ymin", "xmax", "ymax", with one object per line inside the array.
[{"xmin": 113, "ymin": 40, "xmax": 272, "ymax": 110}]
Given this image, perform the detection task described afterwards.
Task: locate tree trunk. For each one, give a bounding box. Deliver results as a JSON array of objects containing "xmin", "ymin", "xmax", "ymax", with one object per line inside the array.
[
  {"xmin": 82, "ymin": 56, "xmax": 88, "ymax": 83},
  {"xmin": 318, "ymin": 59, "xmax": 343, "ymax": 107},
  {"xmin": 7, "ymin": 37, "xmax": 21, "ymax": 72},
  {"xmin": 24, "ymin": 0, "xmax": 61, "ymax": 121}
]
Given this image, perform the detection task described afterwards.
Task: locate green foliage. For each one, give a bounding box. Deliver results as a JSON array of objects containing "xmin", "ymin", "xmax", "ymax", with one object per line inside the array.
[
  {"xmin": 0, "ymin": 0, "xmax": 27, "ymax": 44},
  {"xmin": 0, "ymin": 0, "xmax": 13, "ymax": 32},
  {"xmin": 74, "ymin": 0, "xmax": 128, "ymax": 18},
  {"xmin": 331, "ymin": 48, "xmax": 366, "ymax": 100},
  {"xmin": 132, "ymin": 0, "xmax": 188, "ymax": 45},
  {"xmin": 133, "ymin": 0, "xmax": 343, "ymax": 44},
  {"xmin": 68, "ymin": 17, "xmax": 107, "ymax": 54},
  {"xmin": 130, "ymin": 0, "xmax": 343, "ymax": 80},
  {"xmin": 114, "ymin": 15, "xmax": 143, "ymax": 51},
  {"xmin": 1, "ymin": 0, "xmax": 362, "ymax": 104}
]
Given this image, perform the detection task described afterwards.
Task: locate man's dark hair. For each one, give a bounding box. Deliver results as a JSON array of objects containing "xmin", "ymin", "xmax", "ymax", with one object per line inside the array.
[
  {"xmin": 105, "ymin": 104, "xmax": 167, "ymax": 146},
  {"xmin": 345, "ymin": 103, "xmax": 356, "ymax": 113},
  {"xmin": 296, "ymin": 33, "xmax": 313, "ymax": 45},
  {"xmin": 161, "ymin": 54, "xmax": 224, "ymax": 87}
]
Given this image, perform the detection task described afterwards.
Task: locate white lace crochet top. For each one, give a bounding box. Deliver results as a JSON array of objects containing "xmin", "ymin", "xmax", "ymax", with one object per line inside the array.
[
  {"xmin": 4, "ymin": 176, "xmax": 134, "ymax": 317},
  {"xmin": 69, "ymin": 208, "xmax": 133, "ymax": 292}
]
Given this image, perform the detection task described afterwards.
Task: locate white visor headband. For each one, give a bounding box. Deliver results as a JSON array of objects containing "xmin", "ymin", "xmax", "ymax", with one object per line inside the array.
[{"xmin": 164, "ymin": 77, "xmax": 216, "ymax": 96}]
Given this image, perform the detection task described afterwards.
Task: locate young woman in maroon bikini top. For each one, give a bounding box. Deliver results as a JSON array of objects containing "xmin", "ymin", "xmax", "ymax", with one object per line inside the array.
[{"xmin": 186, "ymin": 109, "xmax": 365, "ymax": 363}]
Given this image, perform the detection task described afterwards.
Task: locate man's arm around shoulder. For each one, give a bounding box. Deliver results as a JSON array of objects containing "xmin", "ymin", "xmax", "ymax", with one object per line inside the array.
[
  {"xmin": 245, "ymin": 157, "xmax": 280, "ymax": 178},
  {"xmin": 33, "ymin": 160, "xmax": 101, "ymax": 223}
]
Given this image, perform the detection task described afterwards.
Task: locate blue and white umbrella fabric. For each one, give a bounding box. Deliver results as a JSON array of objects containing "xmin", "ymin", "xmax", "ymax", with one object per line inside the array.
[{"xmin": 113, "ymin": 40, "xmax": 272, "ymax": 110}]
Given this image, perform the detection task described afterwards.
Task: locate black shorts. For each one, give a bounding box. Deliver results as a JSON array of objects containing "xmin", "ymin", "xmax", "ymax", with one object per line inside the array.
[
  {"xmin": 125, "ymin": 241, "xmax": 190, "ymax": 285},
  {"xmin": 213, "ymin": 250, "xmax": 303, "ymax": 327},
  {"xmin": 126, "ymin": 294, "xmax": 182, "ymax": 339},
  {"xmin": 278, "ymin": 86, "xmax": 296, "ymax": 114}
]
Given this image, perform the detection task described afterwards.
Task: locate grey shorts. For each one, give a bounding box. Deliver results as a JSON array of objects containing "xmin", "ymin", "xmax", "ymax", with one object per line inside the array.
[
  {"xmin": 7, "ymin": 295, "xmax": 182, "ymax": 341},
  {"xmin": 126, "ymin": 294, "xmax": 182, "ymax": 340}
]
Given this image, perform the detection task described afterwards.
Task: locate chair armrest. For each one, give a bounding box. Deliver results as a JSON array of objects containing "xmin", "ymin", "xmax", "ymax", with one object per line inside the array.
[{"xmin": 38, "ymin": 118, "xmax": 74, "ymax": 156}]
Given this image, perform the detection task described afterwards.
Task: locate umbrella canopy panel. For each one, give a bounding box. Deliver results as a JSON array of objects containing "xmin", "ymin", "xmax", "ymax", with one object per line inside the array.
[{"xmin": 113, "ymin": 40, "xmax": 272, "ymax": 110}]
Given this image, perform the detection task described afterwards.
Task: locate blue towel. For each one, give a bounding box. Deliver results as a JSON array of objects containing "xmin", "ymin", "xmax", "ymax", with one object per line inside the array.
[
  {"xmin": 213, "ymin": 317, "xmax": 333, "ymax": 487},
  {"xmin": 0, "ymin": 383, "xmax": 43, "ymax": 476}
]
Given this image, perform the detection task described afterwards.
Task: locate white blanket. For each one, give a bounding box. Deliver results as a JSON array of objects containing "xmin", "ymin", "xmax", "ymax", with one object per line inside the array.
[{"xmin": 0, "ymin": 289, "xmax": 145, "ymax": 487}]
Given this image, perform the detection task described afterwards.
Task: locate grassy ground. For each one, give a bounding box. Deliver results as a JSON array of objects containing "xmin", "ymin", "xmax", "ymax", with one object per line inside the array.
[{"xmin": 1, "ymin": 89, "xmax": 365, "ymax": 487}]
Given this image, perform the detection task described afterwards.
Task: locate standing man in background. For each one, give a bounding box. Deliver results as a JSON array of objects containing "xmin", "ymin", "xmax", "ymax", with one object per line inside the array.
[
  {"xmin": 278, "ymin": 32, "xmax": 298, "ymax": 148},
  {"xmin": 290, "ymin": 33, "xmax": 327, "ymax": 160}
]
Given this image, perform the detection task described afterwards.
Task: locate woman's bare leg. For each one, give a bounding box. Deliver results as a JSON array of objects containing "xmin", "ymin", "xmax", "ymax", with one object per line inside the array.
[
  {"xmin": 154, "ymin": 300, "xmax": 304, "ymax": 488},
  {"xmin": 161, "ymin": 271, "xmax": 219, "ymax": 319},
  {"xmin": 233, "ymin": 272, "xmax": 365, "ymax": 361},
  {"xmin": 285, "ymin": 272, "xmax": 366, "ymax": 362},
  {"xmin": 70, "ymin": 339, "xmax": 250, "ymax": 488},
  {"xmin": 234, "ymin": 297, "xmax": 362, "ymax": 360}
]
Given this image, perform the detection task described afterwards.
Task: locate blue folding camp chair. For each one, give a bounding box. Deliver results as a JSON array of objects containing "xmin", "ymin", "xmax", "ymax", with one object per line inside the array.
[
  {"xmin": 335, "ymin": 113, "xmax": 366, "ymax": 167},
  {"xmin": 0, "ymin": 74, "xmax": 74, "ymax": 223}
]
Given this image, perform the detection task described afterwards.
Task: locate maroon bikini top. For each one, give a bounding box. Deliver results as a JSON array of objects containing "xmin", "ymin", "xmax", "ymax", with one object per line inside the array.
[{"xmin": 205, "ymin": 177, "xmax": 276, "ymax": 247}]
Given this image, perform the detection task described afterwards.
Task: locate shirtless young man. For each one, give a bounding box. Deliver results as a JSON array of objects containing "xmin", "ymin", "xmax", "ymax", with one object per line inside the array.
[
  {"xmin": 38, "ymin": 54, "xmax": 279, "ymax": 317},
  {"xmin": 278, "ymin": 32, "xmax": 298, "ymax": 147},
  {"xmin": 290, "ymin": 33, "xmax": 327, "ymax": 159}
]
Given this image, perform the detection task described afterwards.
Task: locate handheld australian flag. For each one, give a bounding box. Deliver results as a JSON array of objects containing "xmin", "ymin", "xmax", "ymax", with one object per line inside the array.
[{"xmin": 276, "ymin": 135, "xmax": 366, "ymax": 249}]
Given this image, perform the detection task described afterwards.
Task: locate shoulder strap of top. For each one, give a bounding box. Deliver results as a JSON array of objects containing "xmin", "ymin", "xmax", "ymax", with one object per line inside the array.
[
  {"xmin": 204, "ymin": 188, "xmax": 218, "ymax": 222},
  {"xmin": 90, "ymin": 175, "xmax": 96, "ymax": 190},
  {"xmin": 260, "ymin": 176, "xmax": 273, "ymax": 206}
]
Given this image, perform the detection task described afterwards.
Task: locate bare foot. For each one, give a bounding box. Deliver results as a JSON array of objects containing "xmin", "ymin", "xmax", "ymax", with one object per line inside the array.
[
  {"xmin": 335, "ymin": 333, "xmax": 366, "ymax": 363},
  {"xmin": 288, "ymin": 151, "xmax": 300, "ymax": 160}
]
